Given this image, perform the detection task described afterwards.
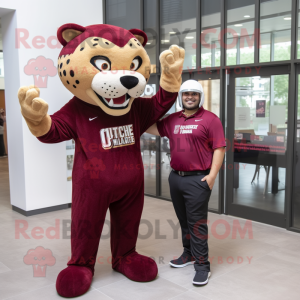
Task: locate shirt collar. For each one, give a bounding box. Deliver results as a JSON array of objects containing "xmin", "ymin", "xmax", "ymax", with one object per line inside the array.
[{"xmin": 179, "ymin": 106, "xmax": 205, "ymax": 119}]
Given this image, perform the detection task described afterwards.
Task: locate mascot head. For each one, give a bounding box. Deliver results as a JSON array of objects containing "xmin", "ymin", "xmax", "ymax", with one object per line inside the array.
[{"xmin": 57, "ymin": 23, "xmax": 151, "ymax": 116}]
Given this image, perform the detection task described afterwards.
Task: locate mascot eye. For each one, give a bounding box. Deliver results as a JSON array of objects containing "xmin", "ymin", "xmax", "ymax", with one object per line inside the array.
[
  {"xmin": 95, "ymin": 60, "xmax": 110, "ymax": 71},
  {"xmin": 130, "ymin": 56, "xmax": 142, "ymax": 71},
  {"xmin": 91, "ymin": 56, "xmax": 112, "ymax": 72}
]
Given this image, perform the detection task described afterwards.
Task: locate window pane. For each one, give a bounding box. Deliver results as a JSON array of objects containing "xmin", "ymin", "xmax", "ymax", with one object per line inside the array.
[
  {"xmin": 233, "ymin": 75, "xmax": 289, "ymax": 212},
  {"xmin": 160, "ymin": 0, "xmax": 198, "ymax": 70},
  {"xmin": 144, "ymin": 0, "xmax": 157, "ymax": 73},
  {"xmin": 226, "ymin": 0, "xmax": 255, "ymax": 65},
  {"xmin": 260, "ymin": 0, "xmax": 292, "ymax": 62},
  {"xmin": 201, "ymin": 0, "xmax": 221, "ymax": 68},
  {"xmin": 106, "ymin": 0, "xmax": 141, "ymax": 30},
  {"xmin": 140, "ymin": 77, "xmax": 158, "ymax": 195}
]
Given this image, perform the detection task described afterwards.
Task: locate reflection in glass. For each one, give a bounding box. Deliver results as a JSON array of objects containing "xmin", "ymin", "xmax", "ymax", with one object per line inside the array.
[
  {"xmin": 160, "ymin": 0, "xmax": 197, "ymax": 70},
  {"xmin": 226, "ymin": 0, "xmax": 255, "ymax": 65},
  {"xmin": 260, "ymin": 0, "xmax": 292, "ymax": 62},
  {"xmin": 140, "ymin": 78, "xmax": 157, "ymax": 195},
  {"xmin": 201, "ymin": 0, "xmax": 221, "ymax": 67},
  {"xmin": 233, "ymin": 75, "xmax": 289, "ymax": 213},
  {"xmin": 106, "ymin": 0, "xmax": 141, "ymax": 29},
  {"xmin": 144, "ymin": 0, "xmax": 157, "ymax": 73}
]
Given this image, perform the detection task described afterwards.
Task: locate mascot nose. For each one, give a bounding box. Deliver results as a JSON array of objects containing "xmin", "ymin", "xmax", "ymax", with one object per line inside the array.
[{"xmin": 120, "ymin": 76, "xmax": 139, "ymax": 89}]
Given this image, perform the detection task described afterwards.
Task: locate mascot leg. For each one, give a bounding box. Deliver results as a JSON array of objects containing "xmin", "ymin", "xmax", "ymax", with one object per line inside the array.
[
  {"xmin": 56, "ymin": 190, "xmax": 109, "ymax": 298},
  {"xmin": 110, "ymin": 186, "xmax": 158, "ymax": 282}
]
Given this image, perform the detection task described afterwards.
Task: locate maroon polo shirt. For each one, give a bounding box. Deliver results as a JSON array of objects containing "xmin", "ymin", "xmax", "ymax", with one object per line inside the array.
[{"xmin": 157, "ymin": 106, "xmax": 226, "ymax": 171}]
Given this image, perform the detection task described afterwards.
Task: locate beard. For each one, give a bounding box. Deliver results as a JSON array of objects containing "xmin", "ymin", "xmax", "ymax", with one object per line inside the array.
[{"xmin": 182, "ymin": 102, "xmax": 199, "ymax": 110}]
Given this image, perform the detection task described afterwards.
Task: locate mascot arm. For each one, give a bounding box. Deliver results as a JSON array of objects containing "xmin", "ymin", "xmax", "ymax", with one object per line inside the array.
[
  {"xmin": 18, "ymin": 85, "xmax": 77, "ymax": 142},
  {"xmin": 137, "ymin": 44, "xmax": 185, "ymax": 134},
  {"xmin": 137, "ymin": 87, "xmax": 178, "ymax": 134},
  {"xmin": 37, "ymin": 101, "xmax": 77, "ymax": 144}
]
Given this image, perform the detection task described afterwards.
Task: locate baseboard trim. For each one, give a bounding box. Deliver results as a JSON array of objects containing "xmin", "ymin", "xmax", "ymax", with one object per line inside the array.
[{"xmin": 12, "ymin": 203, "xmax": 72, "ymax": 217}]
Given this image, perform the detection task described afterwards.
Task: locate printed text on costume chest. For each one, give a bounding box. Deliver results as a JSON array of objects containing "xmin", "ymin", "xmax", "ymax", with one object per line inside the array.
[
  {"xmin": 174, "ymin": 124, "xmax": 199, "ymax": 134},
  {"xmin": 100, "ymin": 124, "xmax": 135, "ymax": 150}
]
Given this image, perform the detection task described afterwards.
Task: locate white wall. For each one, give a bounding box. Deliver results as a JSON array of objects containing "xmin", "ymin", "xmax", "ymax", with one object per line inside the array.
[{"xmin": 0, "ymin": 0, "xmax": 103, "ymax": 211}]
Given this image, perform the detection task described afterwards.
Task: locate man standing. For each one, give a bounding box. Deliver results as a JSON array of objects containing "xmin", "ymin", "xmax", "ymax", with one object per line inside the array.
[{"xmin": 146, "ymin": 80, "xmax": 226, "ymax": 285}]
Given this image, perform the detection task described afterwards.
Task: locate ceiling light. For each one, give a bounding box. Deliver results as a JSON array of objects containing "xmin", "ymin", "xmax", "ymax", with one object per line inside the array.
[
  {"xmin": 146, "ymin": 42, "xmax": 151, "ymax": 45},
  {"xmin": 284, "ymin": 17, "xmax": 291, "ymax": 20},
  {"xmin": 185, "ymin": 36, "xmax": 194, "ymax": 39},
  {"xmin": 161, "ymin": 40, "xmax": 169, "ymax": 43},
  {"xmin": 244, "ymin": 15, "xmax": 250, "ymax": 18},
  {"xmin": 234, "ymin": 24, "xmax": 243, "ymax": 27},
  {"xmin": 169, "ymin": 31, "xmax": 176, "ymax": 34}
]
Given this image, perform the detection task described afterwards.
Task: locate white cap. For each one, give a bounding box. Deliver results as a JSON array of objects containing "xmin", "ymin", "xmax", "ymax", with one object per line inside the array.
[{"xmin": 177, "ymin": 80, "xmax": 205, "ymax": 109}]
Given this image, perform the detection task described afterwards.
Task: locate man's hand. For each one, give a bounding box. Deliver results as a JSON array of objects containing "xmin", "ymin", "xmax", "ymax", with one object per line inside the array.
[{"xmin": 201, "ymin": 175, "xmax": 215, "ymax": 190}]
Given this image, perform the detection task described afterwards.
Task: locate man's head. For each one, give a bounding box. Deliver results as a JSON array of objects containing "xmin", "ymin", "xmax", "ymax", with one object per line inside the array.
[
  {"xmin": 177, "ymin": 80, "xmax": 204, "ymax": 111},
  {"xmin": 182, "ymin": 91, "xmax": 200, "ymax": 110}
]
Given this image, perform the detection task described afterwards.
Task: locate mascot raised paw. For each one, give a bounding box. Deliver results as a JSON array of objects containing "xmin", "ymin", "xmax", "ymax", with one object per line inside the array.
[{"xmin": 18, "ymin": 24, "xmax": 185, "ymax": 298}]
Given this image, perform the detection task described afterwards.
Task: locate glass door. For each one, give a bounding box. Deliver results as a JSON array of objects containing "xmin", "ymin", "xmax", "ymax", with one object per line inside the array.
[{"xmin": 226, "ymin": 66, "xmax": 290, "ymax": 227}]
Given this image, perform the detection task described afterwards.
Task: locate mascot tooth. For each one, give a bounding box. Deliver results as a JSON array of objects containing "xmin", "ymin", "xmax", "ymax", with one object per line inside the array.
[{"xmin": 17, "ymin": 23, "xmax": 185, "ymax": 298}]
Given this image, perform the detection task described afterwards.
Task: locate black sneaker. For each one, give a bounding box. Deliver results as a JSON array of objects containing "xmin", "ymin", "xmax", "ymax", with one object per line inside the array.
[
  {"xmin": 169, "ymin": 253, "xmax": 194, "ymax": 268},
  {"xmin": 193, "ymin": 270, "xmax": 211, "ymax": 285}
]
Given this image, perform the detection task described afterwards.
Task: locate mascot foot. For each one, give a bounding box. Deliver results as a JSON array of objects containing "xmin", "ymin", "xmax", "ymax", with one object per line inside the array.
[
  {"xmin": 56, "ymin": 266, "xmax": 93, "ymax": 298},
  {"xmin": 114, "ymin": 252, "xmax": 158, "ymax": 282}
]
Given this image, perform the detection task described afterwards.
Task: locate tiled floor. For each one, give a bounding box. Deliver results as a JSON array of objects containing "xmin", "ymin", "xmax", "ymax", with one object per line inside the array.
[{"xmin": 1, "ymin": 157, "xmax": 300, "ymax": 299}]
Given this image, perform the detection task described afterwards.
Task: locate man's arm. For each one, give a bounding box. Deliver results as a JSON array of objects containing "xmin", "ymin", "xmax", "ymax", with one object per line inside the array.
[
  {"xmin": 145, "ymin": 123, "xmax": 160, "ymax": 136},
  {"xmin": 201, "ymin": 147, "xmax": 226, "ymax": 190}
]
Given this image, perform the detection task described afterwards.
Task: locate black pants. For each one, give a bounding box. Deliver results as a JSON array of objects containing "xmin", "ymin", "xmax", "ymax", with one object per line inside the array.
[
  {"xmin": 169, "ymin": 170, "xmax": 211, "ymax": 272},
  {"xmin": 0, "ymin": 135, "xmax": 5, "ymax": 156}
]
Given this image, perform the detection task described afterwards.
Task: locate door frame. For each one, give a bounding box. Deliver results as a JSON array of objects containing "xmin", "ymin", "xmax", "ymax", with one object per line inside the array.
[{"xmin": 225, "ymin": 65, "xmax": 292, "ymax": 228}]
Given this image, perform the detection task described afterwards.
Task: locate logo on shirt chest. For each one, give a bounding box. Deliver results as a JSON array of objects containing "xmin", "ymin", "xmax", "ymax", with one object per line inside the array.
[
  {"xmin": 100, "ymin": 124, "xmax": 135, "ymax": 150},
  {"xmin": 174, "ymin": 124, "xmax": 199, "ymax": 134}
]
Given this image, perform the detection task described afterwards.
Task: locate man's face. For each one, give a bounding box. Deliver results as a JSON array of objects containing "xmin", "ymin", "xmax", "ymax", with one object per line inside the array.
[{"xmin": 182, "ymin": 92, "xmax": 200, "ymax": 110}]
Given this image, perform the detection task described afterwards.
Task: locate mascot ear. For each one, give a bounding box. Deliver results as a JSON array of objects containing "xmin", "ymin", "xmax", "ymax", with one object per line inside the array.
[
  {"xmin": 57, "ymin": 23, "xmax": 86, "ymax": 47},
  {"xmin": 128, "ymin": 29, "xmax": 148, "ymax": 47}
]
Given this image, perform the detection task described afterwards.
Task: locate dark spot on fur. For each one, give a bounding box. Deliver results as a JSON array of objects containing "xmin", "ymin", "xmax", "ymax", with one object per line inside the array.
[
  {"xmin": 73, "ymin": 85, "xmax": 76, "ymax": 88},
  {"xmin": 76, "ymin": 80, "xmax": 79, "ymax": 84},
  {"xmin": 67, "ymin": 81, "xmax": 70, "ymax": 84},
  {"xmin": 137, "ymin": 43, "xmax": 140, "ymax": 46},
  {"xmin": 93, "ymin": 43, "xmax": 98, "ymax": 46},
  {"xmin": 70, "ymin": 70, "xmax": 74, "ymax": 77},
  {"xmin": 134, "ymin": 39, "xmax": 137, "ymax": 41},
  {"xmin": 130, "ymin": 43, "xmax": 132, "ymax": 46},
  {"xmin": 105, "ymin": 42, "xmax": 109, "ymax": 45},
  {"xmin": 60, "ymin": 72, "xmax": 62, "ymax": 77},
  {"xmin": 60, "ymin": 63, "xmax": 63, "ymax": 69},
  {"xmin": 94, "ymin": 38, "xmax": 99, "ymax": 41},
  {"xmin": 80, "ymin": 47, "xmax": 84, "ymax": 51},
  {"xmin": 63, "ymin": 70, "xmax": 66, "ymax": 76},
  {"xmin": 67, "ymin": 59, "xmax": 70, "ymax": 64}
]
